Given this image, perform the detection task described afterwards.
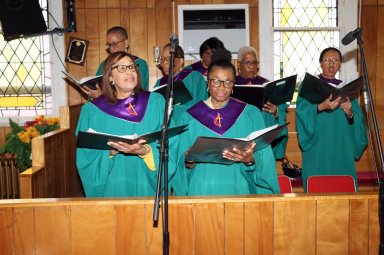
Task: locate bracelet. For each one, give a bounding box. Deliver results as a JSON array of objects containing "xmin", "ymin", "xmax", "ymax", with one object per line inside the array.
[
  {"xmin": 244, "ymin": 161, "xmax": 255, "ymax": 167},
  {"xmin": 347, "ymin": 112, "xmax": 354, "ymax": 119},
  {"xmin": 274, "ymin": 107, "xmax": 279, "ymax": 118}
]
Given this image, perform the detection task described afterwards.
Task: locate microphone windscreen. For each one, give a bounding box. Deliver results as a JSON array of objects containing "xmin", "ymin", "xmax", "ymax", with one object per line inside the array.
[{"xmin": 342, "ymin": 31, "xmax": 357, "ymax": 45}]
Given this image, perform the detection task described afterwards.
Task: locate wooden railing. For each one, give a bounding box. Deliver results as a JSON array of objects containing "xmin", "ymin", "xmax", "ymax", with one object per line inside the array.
[
  {"xmin": 0, "ymin": 193, "xmax": 379, "ymax": 255},
  {"xmin": 19, "ymin": 104, "xmax": 84, "ymax": 198}
]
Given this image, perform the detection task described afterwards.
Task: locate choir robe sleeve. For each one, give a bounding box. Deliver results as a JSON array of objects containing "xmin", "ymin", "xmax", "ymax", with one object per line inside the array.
[
  {"xmin": 351, "ymin": 99, "xmax": 368, "ymax": 159},
  {"xmin": 135, "ymin": 58, "xmax": 149, "ymax": 90}
]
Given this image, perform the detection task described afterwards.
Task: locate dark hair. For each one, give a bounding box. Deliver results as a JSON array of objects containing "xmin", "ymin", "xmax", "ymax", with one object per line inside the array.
[
  {"xmin": 207, "ymin": 49, "xmax": 235, "ymax": 78},
  {"xmin": 199, "ymin": 37, "xmax": 225, "ymax": 58},
  {"xmin": 319, "ymin": 47, "xmax": 342, "ymax": 62},
  {"xmin": 163, "ymin": 43, "xmax": 184, "ymax": 59},
  {"xmin": 106, "ymin": 26, "xmax": 128, "ymax": 39},
  {"xmin": 102, "ymin": 51, "xmax": 143, "ymax": 104}
]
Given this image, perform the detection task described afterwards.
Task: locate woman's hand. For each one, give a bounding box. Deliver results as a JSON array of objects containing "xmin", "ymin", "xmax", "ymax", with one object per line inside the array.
[
  {"xmin": 262, "ymin": 101, "xmax": 278, "ymax": 117},
  {"xmin": 107, "ymin": 139, "xmax": 149, "ymax": 155},
  {"xmin": 184, "ymin": 147, "xmax": 196, "ymax": 169},
  {"xmin": 222, "ymin": 142, "xmax": 256, "ymax": 164},
  {"xmin": 81, "ymin": 84, "xmax": 102, "ymax": 100},
  {"xmin": 339, "ymin": 97, "xmax": 353, "ymax": 118},
  {"xmin": 318, "ymin": 95, "xmax": 341, "ymax": 112}
]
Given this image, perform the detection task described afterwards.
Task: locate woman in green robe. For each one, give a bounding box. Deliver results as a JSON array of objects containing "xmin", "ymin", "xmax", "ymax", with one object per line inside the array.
[
  {"xmin": 296, "ymin": 47, "xmax": 367, "ymax": 191},
  {"xmin": 171, "ymin": 50, "xmax": 280, "ymax": 196},
  {"xmin": 76, "ymin": 51, "xmax": 167, "ymax": 197}
]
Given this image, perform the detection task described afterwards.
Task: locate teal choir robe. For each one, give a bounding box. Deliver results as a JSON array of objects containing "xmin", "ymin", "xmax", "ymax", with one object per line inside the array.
[
  {"xmin": 296, "ymin": 76, "xmax": 368, "ymax": 191},
  {"xmin": 76, "ymin": 92, "xmax": 171, "ymax": 197},
  {"xmin": 96, "ymin": 55, "xmax": 149, "ymax": 90},
  {"xmin": 170, "ymin": 98, "xmax": 280, "ymax": 196}
]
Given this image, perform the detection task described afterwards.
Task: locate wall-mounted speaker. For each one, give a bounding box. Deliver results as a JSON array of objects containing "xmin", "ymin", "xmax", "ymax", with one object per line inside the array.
[{"xmin": 0, "ymin": 0, "xmax": 47, "ymax": 41}]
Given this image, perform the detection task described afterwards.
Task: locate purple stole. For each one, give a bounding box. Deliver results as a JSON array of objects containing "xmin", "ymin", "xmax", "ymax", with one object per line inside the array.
[
  {"xmin": 91, "ymin": 91, "xmax": 150, "ymax": 123},
  {"xmin": 188, "ymin": 98, "xmax": 246, "ymax": 135},
  {"xmin": 159, "ymin": 69, "xmax": 193, "ymax": 86},
  {"xmin": 191, "ymin": 61, "xmax": 207, "ymax": 77},
  {"xmin": 319, "ymin": 75, "xmax": 342, "ymax": 86},
  {"xmin": 235, "ymin": 75, "xmax": 269, "ymax": 85}
]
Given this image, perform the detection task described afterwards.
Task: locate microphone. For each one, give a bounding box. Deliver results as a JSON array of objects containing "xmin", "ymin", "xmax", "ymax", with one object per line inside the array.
[
  {"xmin": 342, "ymin": 28, "xmax": 361, "ymax": 45},
  {"xmin": 153, "ymin": 46, "xmax": 161, "ymax": 65},
  {"xmin": 170, "ymin": 33, "xmax": 179, "ymax": 51}
]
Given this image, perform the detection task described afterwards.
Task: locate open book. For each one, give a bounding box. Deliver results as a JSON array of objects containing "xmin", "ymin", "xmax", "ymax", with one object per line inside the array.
[
  {"xmin": 185, "ymin": 123, "xmax": 288, "ymax": 165},
  {"xmin": 299, "ymin": 72, "xmax": 364, "ymax": 104},
  {"xmin": 233, "ymin": 74, "xmax": 297, "ymax": 109},
  {"xmin": 77, "ymin": 125, "xmax": 187, "ymax": 150},
  {"xmin": 62, "ymin": 70, "xmax": 102, "ymax": 90},
  {"xmin": 151, "ymin": 80, "xmax": 193, "ymax": 105}
]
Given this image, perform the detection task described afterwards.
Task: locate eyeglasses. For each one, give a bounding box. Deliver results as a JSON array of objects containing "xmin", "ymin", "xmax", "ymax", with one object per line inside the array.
[
  {"xmin": 208, "ymin": 78, "xmax": 235, "ymax": 88},
  {"xmin": 322, "ymin": 58, "xmax": 341, "ymax": 65},
  {"xmin": 241, "ymin": 61, "xmax": 259, "ymax": 67},
  {"xmin": 111, "ymin": 64, "xmax": 137, "ymax": 73},
  {"xmin": 105, "ymin": 39, "xmax": 125, "ymax": 49}
]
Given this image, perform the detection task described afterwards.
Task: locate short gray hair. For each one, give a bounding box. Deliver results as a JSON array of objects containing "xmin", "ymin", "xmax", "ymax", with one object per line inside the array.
[{"xmin": 238, "ymin": 46, "xmax": 258, "ymax": 62}]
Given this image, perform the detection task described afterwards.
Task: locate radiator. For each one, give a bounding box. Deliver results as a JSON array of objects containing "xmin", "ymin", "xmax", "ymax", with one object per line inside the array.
[{"xmin": 0, "ymin": 156, "xmax": 19, "ymax": 199}]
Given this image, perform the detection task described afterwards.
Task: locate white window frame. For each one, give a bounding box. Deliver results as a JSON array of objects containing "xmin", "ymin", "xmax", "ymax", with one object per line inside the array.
[
  {"xmin": 259, "ymin": 0, "xmax": 359, "ymax": 82},
  {"xmin": 0, "ymin": 0, "xmax": 66, "ymax": 126}
]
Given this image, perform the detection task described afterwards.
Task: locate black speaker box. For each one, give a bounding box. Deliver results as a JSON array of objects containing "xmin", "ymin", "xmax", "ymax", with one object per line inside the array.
[{"xmin": 0, "ymin": 0, "xmax": 47, "ymax": 41}]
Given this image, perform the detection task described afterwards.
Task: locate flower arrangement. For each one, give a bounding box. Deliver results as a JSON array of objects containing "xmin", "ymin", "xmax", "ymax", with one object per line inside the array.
[{"xmin": 0, "ymin": 115, "xmax": 60, "ymax": 171}]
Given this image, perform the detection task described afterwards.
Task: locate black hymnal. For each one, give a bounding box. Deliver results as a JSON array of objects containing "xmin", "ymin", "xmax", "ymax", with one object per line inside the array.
[
  {"xmin": 151, "ymin": 80, "xmax": 193, "ymax": 105},
  {"xmin": 232, "ymin": 74, "xmax": 297, "ymax": 109},
  {"xmin": 62, "ymin": 70, "xmax": 102, "ymax": 90},
  {"xmin": 299, "ymin": 73, "xmax": 364, "ymax": 104},
  {"xmin": 77, "ymin": 125, "xmax": 187, "ymax": 150},
  {"xmin": 185, "ymin": 123, "xmax": 288, "ymax": 165}
]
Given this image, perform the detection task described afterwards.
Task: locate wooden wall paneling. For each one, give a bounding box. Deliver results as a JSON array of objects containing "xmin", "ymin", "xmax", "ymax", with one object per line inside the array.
[
  {"xmin": 368, "ymin": 198, "xmax": 380, "ymax": 255},
  {"xmin": 129, "ymin": 8, "xmax": 149, "ymax": 63},
  {"xmin": 274, "ymin": 200, "xmax": 316, "ymax": 255},
  {"xmin": 375, "ymin": 5, "xmax": 384, "ymax": 107},
  {"xmin": 169, "ymin": 203, "xmax": 195, "ymax": 255},
  {"xmin": 148, "ymin": 0, "xmax": 156, "ymax": 8},
  {"xmin": 360, "ymin": 4, "xmax": 378, "ymax": 104},
  {"xmin": 116, "ymin": 204, "xmax": 146, "ymax": 255},
  {"xmin": 0, "ymin": 126, "xmax": 11, "ymax": 147},
  {"xmin": 349, "ymin": 199, "xmax": 369, "ymax": 255},
  {"xmin": 76, "ymin": 0, "xmax": 85, "ymax": 8},
  {"xmin": 84, "ymin": 0, "xmax": 98, "ymax": 8},
  {"xmin": 225, "ymin": 202, "xmax": 244, "ymax": 255},
  {"xmin": 35, "ymin": 206, "xmax": 71, "ymax": 254},
  {"xmin": 85, "ymin": 9, "xmax": 101, "ymax": 76},
  {"xmin": 130, "ymin": 0, "xmax": 147, "ymax": 8},
  {"xmin": 249, "ymin": 6, "xmax": 260, "ymax": 52},
  {"xmin": 71, "ymin": 204, "xmax": 116, "ymax": 255},
  {"xmin": 147, "ymin": 7, "xmax": 160, "ymax": 87},
  {"xmin": 195, "ymin": 203, "xmax": 225, "ymax": 255},
  {"xmin": 106, "ymin": 0, "xmax": 121, "ymax": 8},
  {"xmin": 145, "ymin": 204, "xmax": 163, "ymax": 255},
  {"xmin": 13, "ymin": 207, "xmax": 35, "ymax": 254},
  {"xmin": 107, "ymin": 9, "xmax": 122, "ymax": 30},
  {"xmin": 244, "ymin": 201, "xmax": 273, "ymax": 255},
  {"xmin": 98, "ymin": 0, "xmax": 107, "ymax": 8},
  {"xmin": 0, "ymin": 208, "xmax": 15, "ymax": 254},
  {"xmin": 98, "ymin": 8, "xmax": 108, "ymax": 68},
  {"xmin": 155, "ymin": 7, "xmax": 173, "ymax": 48},
  {"xmin": 316, "ymin": 199, "xmax": 350, "ymax": 255}
]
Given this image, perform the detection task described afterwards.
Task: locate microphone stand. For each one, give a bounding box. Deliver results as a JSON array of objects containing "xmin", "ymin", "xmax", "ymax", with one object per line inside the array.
[
  {"xmin": 354, "ymin": 28, "xmax": 384, "ymax": 254},
  {"xmin": 153, "ymin": 34, "xmax": 178, "ymax": 255}
]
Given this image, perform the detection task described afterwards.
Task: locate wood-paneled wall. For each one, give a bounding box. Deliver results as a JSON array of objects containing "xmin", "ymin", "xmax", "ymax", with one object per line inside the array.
[{"xmin": 0, "ymin": 194, "xmax": 379, "ymax": 255}]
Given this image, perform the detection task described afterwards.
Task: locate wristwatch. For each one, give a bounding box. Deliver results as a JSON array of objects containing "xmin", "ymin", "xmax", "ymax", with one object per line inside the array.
[{"xmin": 244, "ymin": 161, "xmax": 255, "ymax": 167}]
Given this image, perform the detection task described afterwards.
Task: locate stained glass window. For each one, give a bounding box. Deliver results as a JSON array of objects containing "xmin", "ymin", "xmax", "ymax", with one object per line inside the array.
[
  {"xmin": 273, "ymin": 0, "xmax": 339, "ymax": 103},
  {"xmin": 0, "ymin": 0, "xmax": 51, "ymax": 118}
]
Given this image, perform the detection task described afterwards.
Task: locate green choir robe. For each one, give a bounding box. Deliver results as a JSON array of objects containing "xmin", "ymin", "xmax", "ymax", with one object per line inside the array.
[
  {"xmin": 296, "ymin": 92, "xmax": 367, "ymax": 191},
  {"xmin": 76, "ymin": 92, "xmax": 168, "ymax": 197},
  {"xmin": 261, "ymin": 104, "xmax": 289, "ymax": 160},
  {"xmin": 96, "ymin": 58, "xmax": 149, "ymax": 90},
  {"xmin": 171, "ymin": 99, "xmax": 280, "ymax": 196}
]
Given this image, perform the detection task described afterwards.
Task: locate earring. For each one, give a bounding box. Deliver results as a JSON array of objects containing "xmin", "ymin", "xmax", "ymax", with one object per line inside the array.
[
  {"xmin": 110, "ymin": 80, "xmax": 115, "ymax": 86},
  {"xmin": 231, "ymin": 89, "xmax": 234, "ymax": 94}
]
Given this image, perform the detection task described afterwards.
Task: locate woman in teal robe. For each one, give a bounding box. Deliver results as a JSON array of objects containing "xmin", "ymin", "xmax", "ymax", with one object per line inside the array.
[
  {"xmin": 296, "ymin": 47, "xmax": 367, "ymax": 191},
  {"xmin": 171, "ymin": 49, "xmax": 280, "ymax": 196},
  {"xmin": 76, "ymin": 51, "xmax": 168, "ymax": 197}
]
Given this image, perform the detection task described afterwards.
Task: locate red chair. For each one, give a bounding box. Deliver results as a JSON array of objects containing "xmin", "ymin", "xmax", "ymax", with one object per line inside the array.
[
  {"xmin": 278, "ymin": 175, "xmax": 292, "ymax": 193},
  {"xmin": 306, "ymin": 175, "xmax": 356, "ymax": 193}
]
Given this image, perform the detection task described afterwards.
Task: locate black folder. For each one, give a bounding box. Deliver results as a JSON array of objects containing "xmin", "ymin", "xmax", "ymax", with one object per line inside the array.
[
  {"xmin": 185, "ymin": 123, "xmax": 288, "ymax": 165},
  {"xmin": 298, "ymin": 73, "xmax": 364, "ymax": 104},
  {"xmin": 232, "ymin": 74, "xmax": 297, "ymax": 109},
  {"xmin": 77, "ymin": 125, "xmax": 187, "ymax": 150},
  {"xmin": 151, "ymin": 80, "xmax": 193, "ymax": 105},
  {"xmin": 62, "ymin": 70, "xmax": 101, "ymax": 90}
]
